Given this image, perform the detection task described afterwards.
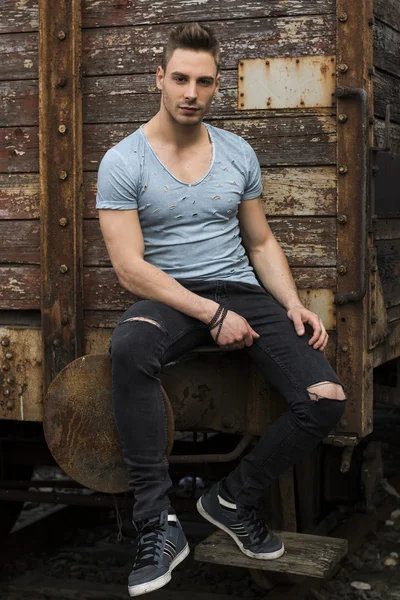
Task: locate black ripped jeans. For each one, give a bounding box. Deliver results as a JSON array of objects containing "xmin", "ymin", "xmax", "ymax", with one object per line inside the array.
[{"xmin": 110, "ymin": 279, "xmax": 346, "ymax": 521}]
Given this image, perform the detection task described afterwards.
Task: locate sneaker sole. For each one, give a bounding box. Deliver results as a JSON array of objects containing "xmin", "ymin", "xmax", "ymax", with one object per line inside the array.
[
  {"xmin": 197, "ymin": 497, "xmax": 285, "ymax": 560},
  {"xmin": 128, "ymin": 543, "xmax": 190, "ymax": 597}
]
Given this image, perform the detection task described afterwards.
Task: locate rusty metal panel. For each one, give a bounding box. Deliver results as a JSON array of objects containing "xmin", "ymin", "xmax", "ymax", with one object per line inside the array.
[
  {"xmin": 368, "ymin": 247, "xmax": 389, "ymax": 350},
  {"xmin": 298, "ymin": 289, "xmax": 336, "ymax": 331},
  {"xmin": 0, "ymin": 328, "xmax": 43, "ymax": 421},
  {"xmin": 335, "ymin": 0, "xmax": 375, "ymax": 437},
  {"xmin": 39, "ymin": 0, "xmax": 84, "ymax": 395},
  {"xmin": 238, "ymin": 56, "xmax": 336, "ymax": 110}
]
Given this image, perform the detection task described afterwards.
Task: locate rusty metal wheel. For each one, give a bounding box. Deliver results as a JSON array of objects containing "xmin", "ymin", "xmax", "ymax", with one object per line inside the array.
[{"xmin": 43, "ymin": 354, "xmax": 175, "ymax": 494}]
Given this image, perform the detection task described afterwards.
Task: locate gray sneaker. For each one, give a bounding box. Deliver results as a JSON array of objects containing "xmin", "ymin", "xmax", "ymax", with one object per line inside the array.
[
  {"xmin": 128, "ymin": 510, "xmax": 189, "ymax": 597},
  {"xmin": 197, "ymin": 481, "xmax": 285, "ymax": 560}
]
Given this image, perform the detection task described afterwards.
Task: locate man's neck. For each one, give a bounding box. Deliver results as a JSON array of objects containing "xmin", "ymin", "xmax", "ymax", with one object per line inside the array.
[{"xmin": 143, "ymin": 111, "xmax": 208, "ymax": 150}]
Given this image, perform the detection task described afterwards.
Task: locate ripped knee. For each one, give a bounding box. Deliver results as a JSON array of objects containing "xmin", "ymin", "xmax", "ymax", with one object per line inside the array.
[
  {"xmin": 121, "ymin": 316, "xmax": 162, "ymax": 330},
  {"xmin": 307, "ymin": 381, "xmax": 346, "ymax": 402}
]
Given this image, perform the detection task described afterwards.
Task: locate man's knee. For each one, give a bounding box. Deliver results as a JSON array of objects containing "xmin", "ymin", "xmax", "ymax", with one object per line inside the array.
[
  {"xmin": 110, "ymin": 317, "xmax": 165, "ymax": 366},
  {"xmin": 306, "ymin": 381, "xmax": 347, "ymax": 435}
]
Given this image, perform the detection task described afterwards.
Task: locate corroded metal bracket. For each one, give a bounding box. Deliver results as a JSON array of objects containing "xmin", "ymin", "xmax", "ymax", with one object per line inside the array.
[{"xmin": 39, "ymin": 0, "xmax": 84, "ymax": 395}]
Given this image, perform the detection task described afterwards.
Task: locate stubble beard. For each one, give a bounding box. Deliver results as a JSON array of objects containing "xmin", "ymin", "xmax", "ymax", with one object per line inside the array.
[{"xmin": 162, "ymin": 87, "xmax": 211, "ymax": 127}]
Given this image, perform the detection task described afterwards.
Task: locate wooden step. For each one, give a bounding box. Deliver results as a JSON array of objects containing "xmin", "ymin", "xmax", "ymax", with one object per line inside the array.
[{"xmin": 194, "ymin": 530, "xmax": 348, "ymax": 579}]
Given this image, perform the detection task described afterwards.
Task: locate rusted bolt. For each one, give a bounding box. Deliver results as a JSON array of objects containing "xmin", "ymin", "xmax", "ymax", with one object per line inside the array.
[
  {"xmin": 266, "ymin": 101, "xmax": 271, "ymax": 106},
  {"xmin": 58, "ymin": 30, "xmax": 66, "ymax": 40},
  {"xmin": 5, "ymin": 351, "xmax": 13, "ymax": 360},
  {"xmin": 339, "ymin": 165, "xmax": 348, "ymax": 175},
  {"xmin": 337, "ymin": 214, "xmax": 348, "ymax": 224},
  {"xmin": 240, "ymin": 76, "xmax": 243, "ymax": 81},
  {"xmin": 338, "ymin": 114, "xmax": 348, "ymax": 123},
  {"xmin": 59, "ymin": 217, "xmax": 68, "ymax": 227},
  {"xmin": 331, "ymin": 58, "xmax": 335, "ymax": 63},
  {"xmin": 59, "ymin": 170, "xmax": 68, "ymax": 181},
  {"xmin": 296, "ymin": 59, "xmax": 300, "ymax": 64},
  {"xmin": 60, "ymin": 264, "xmax": 69, "ymax": 274},
  {"xmin": 371, "ymin": 315, "xmax": 378, "ymax": 324},
  {"xmin": 265, "ymin": 60, "xmax": 269, "ymax": 66},
  {"xmin": 53, "ymin": 338, "xmax": 60, "ymax": 347},
  {"xmin": 2, "ymin": 362, "xmax": 10, "ymax": 371},
  {"xmin": 3, "ymin": 387, "xmax": 10, "ymax": 396},
  {"xmin": 338, "ymin": 64, "xmax": 348, "ymax": 74},
  {"xmin": 240, "ymin": 103, "xmax": 244, "ymax": 107},
  {"xmin": 57, "ymin": 77, "xmax": 67, "ymax": 88},
  {"xmin": 6, "ymin": 400, "xmax": 14, "ymax": 410},
  {"xmin": 340, "ymin": 344, "xmax": 349, "ymax": 353},
  {"xmin": 61, "ymin": 317, "xmax": 69, "ymax": 326},
  {"xmin": 300, "ymin": 100, "xmax": 305, "ymax": 105},
  {"xmin": 240, "ymin": 93, "xmax": 244, "ymax": 97},
  {"xmin": 338, "ymin": 264, "xmax": 348, "ymax": 275},
  {"xmin": 339, "ymin": 418, "xmax": 348, "ymax": 428},
  {"xmin": 1, "ymin": 338, "xmax": 10, "ymax": 347},
  {"xmin": 338, "ymin": 12, "xmax": 348, "ymax": 22},
  {"xmin": 6, "ymin": 376, "xmax": 15, "ymax": 384},
  {"xmin": 58, "ymin": 124, "xmax": 67, "ymax": 134},
  {"xmin": 368, "ymin": 16, "xmax": 375, "ymax": 26},
  {"xmin": 239, "ymin": 61, "xmax": 244, "ymax": 67}
]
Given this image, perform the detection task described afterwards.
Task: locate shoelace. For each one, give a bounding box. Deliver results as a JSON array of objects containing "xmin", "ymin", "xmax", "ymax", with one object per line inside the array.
[
  {"xmin": 239, "ymin": 507, "xmax": 270, "ymax": 546},
  {"xmin": 133, "ymin": 520, "xmax": 165, "ymax": 569}
]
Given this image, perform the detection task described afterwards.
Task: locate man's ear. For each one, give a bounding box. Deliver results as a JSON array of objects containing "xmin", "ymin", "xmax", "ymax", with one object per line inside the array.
[
  {"xmin": 156, "ymin": 65, "xmax": 164, "ymax": 91},
  {"xmin": 215, "ymin": 72, "xmax": 221, "ymax": 94}
]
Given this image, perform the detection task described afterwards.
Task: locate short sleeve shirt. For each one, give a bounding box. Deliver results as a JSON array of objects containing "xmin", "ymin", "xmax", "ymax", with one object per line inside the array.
[{"xmin": 96, "ymin": 123, "xmax": 262, "ymax": 285}]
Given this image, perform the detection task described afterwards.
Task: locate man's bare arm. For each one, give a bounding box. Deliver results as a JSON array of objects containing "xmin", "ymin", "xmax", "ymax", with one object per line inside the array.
[{"xmin": 98, "ymin": 209, "xmax": 259, "ymax": 347}]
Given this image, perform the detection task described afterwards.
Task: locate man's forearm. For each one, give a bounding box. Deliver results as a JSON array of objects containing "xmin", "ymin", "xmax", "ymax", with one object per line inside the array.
[
  {"xmin": 249, "ymin": 237, "xmax": 303, "ymax": 311},
  {"xmin": 118, "ymin": 259, "xmax": 219, "ymax": 324}
]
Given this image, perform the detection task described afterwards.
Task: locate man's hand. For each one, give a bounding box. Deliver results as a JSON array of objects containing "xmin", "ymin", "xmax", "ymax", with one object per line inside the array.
[
  {"xmin": 210, "ymin": 310, "xmax": 259, "ymax": 350},
  {"xmin": 287, "ymin": 304, "xmax": 328, "ymax": 352}
]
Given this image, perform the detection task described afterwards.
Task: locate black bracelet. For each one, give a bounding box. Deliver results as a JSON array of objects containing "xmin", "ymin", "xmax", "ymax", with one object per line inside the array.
[
  {"xmin": 214, "ymin": 308, "xmax": 228, "ymax": 343},
  {"xmin": 207, "ymin": 304, "xmax": 224, "ymax": 330}
]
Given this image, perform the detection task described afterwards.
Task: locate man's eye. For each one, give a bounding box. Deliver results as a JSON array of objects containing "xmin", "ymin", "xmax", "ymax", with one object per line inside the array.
[{"xmin": 175, "ymin": 77, "xmax": 185, "ymax": 83}]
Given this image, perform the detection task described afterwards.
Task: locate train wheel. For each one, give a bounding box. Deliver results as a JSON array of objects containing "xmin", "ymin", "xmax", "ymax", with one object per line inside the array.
[{"xmin": 0, "ymin": 463, "xmax": 33, "ymax": 539}]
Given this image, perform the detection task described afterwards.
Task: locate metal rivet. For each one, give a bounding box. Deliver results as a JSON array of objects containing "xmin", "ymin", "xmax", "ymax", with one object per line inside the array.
[
  {"xmin": 57, "ymin": 77, "xmax": 67, "ymax": 88},
  {"xmin": 337, "ymin": 214, "xmax": 348, "ymax": 224},
  {"xmin": 338, "ymin": 12, "xmax": 348, "ymax": 22},
  {"xmin": 338, "ymin": 114, "xmax": 348, "ymax": 123},
  {"xmin": 2, "ymin": 363, "xmax": 10, "ymax": 371},
  {"xmin": 296, "ymin": 59, "xmax": 300, "ymax": 64},
  {"xmin": 53, "ymin": 339, "xmax": 60, "ymax": 347},
  {"xmin": 59, "ymin": 170, "xmax": 68, "ymax": 181},
  {"xmin": 371, "ymin": 315, "xmax": 378, "ymax": 324},
  {"xmin": 265, "ymin": 61, "xmax": 269, "ymax": 65},
  {"xmin": 240, "ymin": 76, "xmax": 243, "ymax": 81},
  {"xmin": 240, "ymin": 93, "xmax": 244, "ymax": 97},
  {"xmin": 331, "ymin": 58, "xmax": 335, "ymax": 63},
  {"xmin": 338, "ymin": 264, "xmax": 348, "ymax": 275},
  {"xmin": 5, "ymin": 351, "xmax": 13, "ymax": 360},
  {"xmin": 338, "ymin": 64, "xmax": 348, "ymax": 73},
  {"xmin": 6, "ymin": 376, "xmax": 15, "ymax": 384},
  {"xmin": 58, "ymin": 30, "xmax": 66, "ymax": 40},
  {"xmin": 240, "ymin": 103, "xmax": 244, "ymax": 107},
  {"xmin": 339, "ymin": 165, "xmax": 348, "ymax": 175},
  {"xmin": 60, "ymin": 264, "xmax": 69, "ymax": 274},
  {"xmin": 61, "ymin": 317, "xmax": 69, "ymax": 326},
  {"xmin": 300, "ymin": 100, "xmax": 305, "ymax": 105},
  {"xmin": 1, "ymin": 338, "xmax": 10, "ymax": 347},
  {"xmin": 6, "ymin": 400, "xmax": 14, "ymax": 410},
  {"xmin": 59, "ymin": 217, "xmax": 68, "ymax": 227},
  {"xmin": 3, "ymin": 388, "xmax": 10, "ymax": 396},
  {"xmin": 58, "ymin": 124, "xmax": 67, "ymax": 134},
  {"xmin": 340, "ymin": 344, "xmax": 349, "ymax": 353},
  {"xmin": 240, "ymin": 62, "xmax": 244, "ymax": 67}
]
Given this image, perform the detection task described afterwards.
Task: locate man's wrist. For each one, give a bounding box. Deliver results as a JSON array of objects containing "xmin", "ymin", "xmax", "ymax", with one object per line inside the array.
[
  {"xmin": 196, "ymin": 297, "xmax": 220, "ymax": 324},
  {"xmin": 285, "ymin": 299, "xmax": 304, "ymax": 311}
]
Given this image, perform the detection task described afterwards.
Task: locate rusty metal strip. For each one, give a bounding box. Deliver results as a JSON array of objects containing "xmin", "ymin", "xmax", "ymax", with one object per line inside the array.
[
  {"xmin": 39, "ymin": 0, "xmax": 84, "ymax": 394},
  {"xmin": 335, "ymin": 0, "xmax": 374, "ymax": 437}
]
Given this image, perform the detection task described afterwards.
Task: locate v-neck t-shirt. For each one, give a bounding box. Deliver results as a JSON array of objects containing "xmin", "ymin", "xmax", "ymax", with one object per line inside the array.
[{"xmin": 96, "ymin": 123, "xmax": 263, "ymax": 286}]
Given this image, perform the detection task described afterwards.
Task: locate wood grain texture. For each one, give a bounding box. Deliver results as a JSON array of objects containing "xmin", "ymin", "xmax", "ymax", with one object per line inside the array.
[
  {"xmin": 194, "ymin": 530, "xmax": 347, "ymax": 578},
  {"xmin": 374, "ymin": 70, "xmax": 400, "ymax": 124},
  {"xmin": 376, "ymin": 240, "xmax": 400, "ymax": 308},
  {"xmin": 374, "ymin": 19, "xmax": 400, "ymax": 79},
  {"xmin": 374, "ymin": 118, "xmax": 400, "ymax": 156},
  {"xmin": 374, "ymin": 0, "xmax": 400, "ymax": 32}
]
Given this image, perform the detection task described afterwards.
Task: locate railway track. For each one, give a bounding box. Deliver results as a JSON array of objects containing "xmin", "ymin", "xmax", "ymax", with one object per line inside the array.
[{"xmin": 1, "ymin": 477, "xmax": 400, "ymax": 600}]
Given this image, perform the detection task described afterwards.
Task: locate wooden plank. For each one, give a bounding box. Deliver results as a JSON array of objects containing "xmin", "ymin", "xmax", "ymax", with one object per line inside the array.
[
  {"xmin": 82, "ymin": 16, "xmax": 335, "ymax": 77},
  {"xmin": 374, "ymin": 19, "xmax": 400, "ymax": 79},
  {"xmin": 0, "ymin": 0, "xmax": 39, "ymax": 34},
  {"xmin": 84, "ymin": 117, "xmax": 336, "ymax": 171},
  {"xmin": 0, "ymin": 32, "xmax": 38, "ymax": 80},
  {"xmin": 374, "ymin": 219, "xmax": 400, "ymax": 240},
  {"xmin": 0, "ymin": 221, "xmax": 40, "ymax": 264},
  {"xmin": 84, "ymin": 217, "xmax": 336, "ymax": 267},
  {"xmin": 374, "ymin": 70, "xmax": 400, "ymax": 124},
  {"xmin": 0, "ymin": 266, "xmax": 41, "ymax": 308},
  {"xmin": 376, "ymin": 239, "xmax": 400, "ymax": 308},
  {"xmin": 0, "ymin": 79, "xmax": 39, "ymax": 127},
  {"xmin": 82, "ymin": 0, "xmax": 335, "ymax": 28},
  {"xmin": 0, "ymin": 126, "xmax": 39, "ymax": 173},
  {"xmin": 374, "ymin": 0, "xmax": 400, "ymax": 33},
  {"xmin": 194, "ymin": 530, "xmax": 347, "ymax": 578},
  {"xmin": 374, "ymin": 118, "xmax": 400, "ymax": 156},
  {"xmin": 0, "ymin": 173, "xmax": 39, "ymax": 219}
]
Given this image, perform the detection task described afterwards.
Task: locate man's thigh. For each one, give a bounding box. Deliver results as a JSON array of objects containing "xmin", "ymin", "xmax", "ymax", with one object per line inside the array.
[{"xmin": 224, "ymin": 281, "xmax": 343, "ymax": 398}]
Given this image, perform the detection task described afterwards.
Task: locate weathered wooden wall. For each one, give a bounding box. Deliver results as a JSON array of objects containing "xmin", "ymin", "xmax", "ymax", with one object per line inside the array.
[
  {"xmin": 373, "ymin": 0, "xmax": 400, "ymax": 327},
  {"xmin": 0, "ymin": 0, "xmax": 338, "ymax": 345}
]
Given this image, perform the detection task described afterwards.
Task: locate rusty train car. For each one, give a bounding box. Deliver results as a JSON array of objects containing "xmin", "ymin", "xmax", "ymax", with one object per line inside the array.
[{"xmin": 1, "ymin": 0, "xmax": 400, "ymax": 571}]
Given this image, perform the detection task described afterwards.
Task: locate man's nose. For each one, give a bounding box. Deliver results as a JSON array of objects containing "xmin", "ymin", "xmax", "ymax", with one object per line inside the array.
[{"xmin": 184, "ymin": 83, "xmax": 197, "ymax": 100}]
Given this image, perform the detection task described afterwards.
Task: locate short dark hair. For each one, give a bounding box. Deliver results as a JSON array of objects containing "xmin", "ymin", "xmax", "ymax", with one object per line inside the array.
[{"xmin": 161, "ymin": 23, "xmax": 220, "ymax": 74}]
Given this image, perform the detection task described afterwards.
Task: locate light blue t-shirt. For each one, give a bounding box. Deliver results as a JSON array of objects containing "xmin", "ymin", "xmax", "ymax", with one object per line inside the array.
[{"xmin": 96, "ymin": 123, "xmax": 263, "ymax": 286}]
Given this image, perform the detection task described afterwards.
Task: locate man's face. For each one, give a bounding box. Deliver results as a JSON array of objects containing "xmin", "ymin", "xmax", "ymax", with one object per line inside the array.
[{"xmin": 156, "ymin": 48, "xmax": 220, "ymax": 126}]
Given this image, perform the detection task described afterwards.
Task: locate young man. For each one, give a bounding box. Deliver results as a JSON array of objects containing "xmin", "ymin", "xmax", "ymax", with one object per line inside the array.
[{"xmin": 96, "ymin": 23, "xmax": 346, "ymax": 597}]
